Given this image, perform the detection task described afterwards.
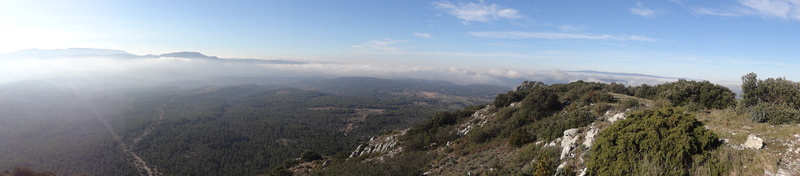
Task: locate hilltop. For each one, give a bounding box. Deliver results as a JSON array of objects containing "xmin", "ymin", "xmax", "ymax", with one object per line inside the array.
[{"xmin": 291, "ymin": 73, "xmax": 800, "ymax": 176}]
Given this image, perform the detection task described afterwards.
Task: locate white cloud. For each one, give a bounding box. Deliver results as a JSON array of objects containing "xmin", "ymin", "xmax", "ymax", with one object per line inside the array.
[
  {"xmin": 629, "ymin": 2, "xmax": 658, "ymax": 17},
  {"xmin": 692, "ymin": 7, "xmax": 741, "ymax": 17},
  {"xmin": 739, "ymin": 0, "xmax": 800, "ymax": 20},
  {"xmin": 413, "ymin": 33, "xmax": 433, "ymax": 39},
  {"xmin": 351, "ymin": 38, "xmax": 406, "ymax": 51},
  {"xmin": 432, "ymin": 1, "xmax": 522, "ymax": 24},
  {"xmin": 469, "ymin": 31, "xmax": 656, "ymax": 42},
  {"xmin": 691, "ymin": 0, "xmax": 800, "ymax": 20}
]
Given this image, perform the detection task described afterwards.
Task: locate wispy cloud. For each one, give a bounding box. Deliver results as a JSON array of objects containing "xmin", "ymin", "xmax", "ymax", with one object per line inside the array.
[
  {"xmin": 413, "ymin": 33, "xmax": 433, "ymax": 39},
  {"xmin": 469, "ymin": 31, "xmax": 656, "ymax": 42},
  {"xmin": 629, "ymin": 2, "xmax": 659, "ymax": 17},
  {"xmin": 432, "ymin": 1, "xmax": 522, "ymax": 24},
  {"xmin": 690, "ymin": 0, "xmax": 800, "ymax": 20},
  {"xmin": 739, "ymin": 0, "xmax": 800, "ymax": 20},
  {"xmin": 351, "ymin": 38, "xmax": 406, "ymax": 51},
  {"xmin": 692, "ymin": 7, "xmax": 741, "ymax": 17}
]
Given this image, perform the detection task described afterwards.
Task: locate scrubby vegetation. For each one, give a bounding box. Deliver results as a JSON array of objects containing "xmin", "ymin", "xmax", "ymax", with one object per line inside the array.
[
  {"xmin": 587, "ymin": 107, "xmax": 721, "ymax": 175},
  {"xmin": 629, "ymin": 79, "xmax": 735, "ymax": 109},
  {"xmin": 315, "ymin": 78, "xmax": 740, "ymax": 175},
  {"xmin": 741, "ymin": 73, "xmax": 800, "ymax": 124}
]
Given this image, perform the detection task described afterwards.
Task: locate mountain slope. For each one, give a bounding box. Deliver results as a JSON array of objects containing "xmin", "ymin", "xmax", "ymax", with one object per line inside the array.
[{"xmin": 308, "ymin": 79, "xmax": 748, "ymax": 176}]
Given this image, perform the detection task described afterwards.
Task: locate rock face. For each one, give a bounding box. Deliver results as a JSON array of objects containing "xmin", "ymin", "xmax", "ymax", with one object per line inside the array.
[
  {"xmin": 458, "ymin": 105, "xmax": 493, "ymax": 136},
  {"xmin": 513, "ymin": 81, "xmax": 545, "ymax": 92},
  {"xmin": 582, "ymin": 127, "xmax": 599, "ymax": 148},
  {"xmin": 744, "ymin": 134, "xmax": 764, "ymax": 149},
  {"xmin": 349, "ymin": 130, "xmax": 407, "ymax": 160},
  {"xmin": 560, "ymin": 128, "xmax": 580, "ymax": 160},
  {"xmin": 607, "ymin": 112, "xmax": 626, "ymax": 123}
]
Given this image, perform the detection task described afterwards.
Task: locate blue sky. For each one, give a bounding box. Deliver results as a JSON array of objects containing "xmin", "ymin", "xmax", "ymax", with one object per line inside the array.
[{"xmin": 2, "ymin": 0, "xmax": 800, "ymax": 84}]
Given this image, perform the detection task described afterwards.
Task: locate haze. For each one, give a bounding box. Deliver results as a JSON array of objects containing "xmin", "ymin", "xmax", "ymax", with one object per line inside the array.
[{"xmin": 3, "ymin": 0, "xmax": 800, "ymax": 88}]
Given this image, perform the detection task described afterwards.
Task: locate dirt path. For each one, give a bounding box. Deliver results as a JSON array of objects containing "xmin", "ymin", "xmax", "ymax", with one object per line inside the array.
[
  {"xmin": 132, "ymin": 102, "xmax": 166, "ymax": 145},
  {"xmin": 123, "ymin": 100, "xmax": 171, "ymax": 176}
]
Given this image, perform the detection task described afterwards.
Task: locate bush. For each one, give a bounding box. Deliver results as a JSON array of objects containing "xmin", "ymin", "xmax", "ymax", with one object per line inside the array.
[
  {"xmin": 300, "ymin": 150, "xmax": 323, "ymax": 162},
  {"xmin": 493, "ymin": 91, "xmax": 526, "ymax": 108},
  {"xmin": 592, "ymin": 103, "xmax": 613, "ymax": 116},
  {"xmin": 530, "ymin": 147, "xmax": 560, "ymax": 176},
  {"xmin": 529, "ymin": 108, "xmax": 595, "ymax": 142},
  {"xmin": 748, "ymin": 102, "xmax": 800, "ymax": 124},
  {"xmin": 619, "ymin": 98, "xmax": 640, "ymax": 110},
  {"xmin": 509, "ymin": 129, "xmax": 534, "ymax": 147},
  {"xmin": 518, "ymin": 87, "xmax": 562, "ymax": 121},
  {"xmin": 587, "ymin": 107, "xmax": 720, "ymax": 176}
]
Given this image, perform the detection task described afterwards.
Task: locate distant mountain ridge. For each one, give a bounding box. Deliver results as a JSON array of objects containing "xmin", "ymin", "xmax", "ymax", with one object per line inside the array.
[
  {"xmin": 0, "ymin": 48, "xmax": 305, "ymax": 64},
  {"xmin": 158, "ymin": 51, "xmax": 220, "ymax": 59}
]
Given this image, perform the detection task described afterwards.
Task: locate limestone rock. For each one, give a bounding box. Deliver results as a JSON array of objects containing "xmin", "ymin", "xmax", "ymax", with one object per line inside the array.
[
  {"xmin": 560, "ymin": 128, "xmax": 580, "ymax": 160},
  {"xmin": 583, "ymin": 127, "xmax": 599, "ymax": 147},
  {"xmin": 744, "ymin": 134, "xmax": 764, "ymax": 150},
  {"xmin": 513, "ymin": 81, "xmax": 544, "ymax": 92},
  {"xmin": 608, "ymin": 113, "xmax": 626, "ymax": 124}
]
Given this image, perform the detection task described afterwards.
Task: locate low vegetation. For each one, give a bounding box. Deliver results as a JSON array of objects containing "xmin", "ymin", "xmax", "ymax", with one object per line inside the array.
[{"xmin": 587, "ymin": 107, "xmax": 721, "ymax": 175}]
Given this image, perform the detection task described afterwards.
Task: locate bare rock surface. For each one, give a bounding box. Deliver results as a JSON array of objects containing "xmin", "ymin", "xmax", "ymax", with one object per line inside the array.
[{"xmin": 744, "ymin": 134, "xmax": 764, "ymax": 150}]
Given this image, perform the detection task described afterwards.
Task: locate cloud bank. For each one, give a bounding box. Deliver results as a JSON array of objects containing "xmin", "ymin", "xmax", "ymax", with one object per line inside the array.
[{"xmin": 0, "ymin": 51, "xmax": 687, "ymax": 90}]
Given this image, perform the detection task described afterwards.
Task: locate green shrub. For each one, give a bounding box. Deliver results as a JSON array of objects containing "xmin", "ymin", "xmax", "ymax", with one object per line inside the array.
[
  {"xmin": 748, "ymin": 102, "xmax": 800, "ymax": 124},
  {"xmin": 518, "ymin": 87, "xmax": 562, "ymax": 121},
  {"xmin": 529, "ymin": 108, "xmax": 595, "ymax": 142},
  {"xmin": 592, "ymin": 103, "xmax": 613, "ymax": 116},
  {"xmin": 493, "ymin": 91, "xmax": 526, "ymax": 108},
  {"xmin": 509, "ymin": 129, "xmax": 534, "ymax": 147},
  {"xmin": 619, "ymin": 98, "xmax": 640, "ymax": 110},
  {"xmin": 587, "ymin": 107, "xmax": 720, "ymax": 176},
  {"xmin": 300, "ymin": 150, "xmax": 323, "ymax": 162},
  {"xmin": 530, "ymin": 147, "xmax": 560, "ymax": 176}
]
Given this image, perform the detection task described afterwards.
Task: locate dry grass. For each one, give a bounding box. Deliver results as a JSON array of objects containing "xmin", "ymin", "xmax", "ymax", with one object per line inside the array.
[{"xmin": 695, "ymin": 108, "xmax": 800, "ymax": 175}]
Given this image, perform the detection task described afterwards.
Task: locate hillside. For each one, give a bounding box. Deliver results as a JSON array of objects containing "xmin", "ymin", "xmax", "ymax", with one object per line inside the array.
[
  {"xmin": 0, "ymin": 77, "xmax": 506, "ymax": 176},
  {"xmin": 300, "ymin": 74, "xmax": 800, "ymax": 176}
]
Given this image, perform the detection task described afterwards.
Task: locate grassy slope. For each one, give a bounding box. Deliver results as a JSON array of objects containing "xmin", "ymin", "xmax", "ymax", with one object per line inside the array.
[{"xmin": 697, "ymin": 108, "xmax": 800, "ymax": 175}]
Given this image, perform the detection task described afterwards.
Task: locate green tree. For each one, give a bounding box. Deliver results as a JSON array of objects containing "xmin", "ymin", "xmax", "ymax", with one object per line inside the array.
[{"xmin": 741, "ymin": 72, "xmax": 759, "ymax": 107}]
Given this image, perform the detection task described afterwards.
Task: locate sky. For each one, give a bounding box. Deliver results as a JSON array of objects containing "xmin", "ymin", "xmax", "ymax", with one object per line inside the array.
[{"xmin": 2, "ymin": 0, "xmax": 800, "ymax": 86}]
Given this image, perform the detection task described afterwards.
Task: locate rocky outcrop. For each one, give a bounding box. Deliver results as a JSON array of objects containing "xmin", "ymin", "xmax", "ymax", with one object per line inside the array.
[
  {"xmin": 513, "ymin": 81, "xmax": 545, "ymax": 92},
  {"xmin": 348, "ymin": 130, "xmax": 407, "ymax": 161},
  {"xmin": 560, "ymin": 128, "xmax": 580, "ymax": 160},
  {"xmin": 458, "ymin": 105, "xmax": 493, "ymax": 136},
  {"xmin": 582, "ymin": 127, "xmax": 599, "ymax": 148},
  {"xmin": 552, "ymin": 111, "xmax": 625, "ymax": 174},
  {"xmin": 607, "ymin": 112, "xmax": 626, "ymax": 123},
  {"xmin": 744, "ymin": 134, "xmax": 764, "ymax": 150}
]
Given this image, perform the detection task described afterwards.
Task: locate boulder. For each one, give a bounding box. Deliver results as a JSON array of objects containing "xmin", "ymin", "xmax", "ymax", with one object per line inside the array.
[{"xmin": 744, "ymin": 134, "xmax": 764, "ymax": 150}]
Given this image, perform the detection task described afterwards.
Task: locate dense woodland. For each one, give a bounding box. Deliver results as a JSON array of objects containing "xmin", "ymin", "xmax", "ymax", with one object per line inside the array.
[{"xmin": 0, "ymin": 77, "xmax": 505, "ymax": 176}]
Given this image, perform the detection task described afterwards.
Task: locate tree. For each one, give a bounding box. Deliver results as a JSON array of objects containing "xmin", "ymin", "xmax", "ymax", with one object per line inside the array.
[
  {"xmin": 519, "ymin": 87, "xmax": 562, "ymax": 121},
  {"xmin": 741, "ymin": 73, "xmax": 758, "ymax": 107}
]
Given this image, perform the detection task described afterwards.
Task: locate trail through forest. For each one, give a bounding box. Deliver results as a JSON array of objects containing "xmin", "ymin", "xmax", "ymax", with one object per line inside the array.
[{"xmin": 111, "ymin": 100, "xmax": 171, "ymax": 176}]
